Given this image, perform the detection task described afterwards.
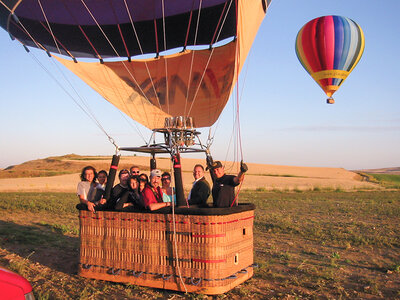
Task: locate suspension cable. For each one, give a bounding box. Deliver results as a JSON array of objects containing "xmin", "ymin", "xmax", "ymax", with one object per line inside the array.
[
  {"xmin": 80, "ymin": 0, "xmax": 164, "ymax": 117},
  {"xmin": 161, "ymin": 0, "xmax": 170, "ymax": 115},
  {"xmin": 168, "ymin": 152, "xmax": 188, "ymax": 293},
  {"xmin": 123, "ymin": 0, "xmax": 163, "ymax": 123},
  {"xmin": 183, "ymin": 0, "xmax": 203, "ymax": 117},
  {"xmin": 36, "ymin": 0, "xmax": 61, "ymax": 55},
  {"xmin": 186, "ymin": 0, "xmax": 234, "ymax": 117},
  {"xmin": 29, "ymin": 51, "xmax": 118, "ymax": 149}
]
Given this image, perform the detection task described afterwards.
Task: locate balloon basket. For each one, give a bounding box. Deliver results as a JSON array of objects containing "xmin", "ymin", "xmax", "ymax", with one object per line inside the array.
[
  {"xmin": 77, "ymin": 205, "xmax": 255, "ymax": 295},
  {"xmin": 327, "ymin": 97, "xmax": 335, "ymax": 104}
]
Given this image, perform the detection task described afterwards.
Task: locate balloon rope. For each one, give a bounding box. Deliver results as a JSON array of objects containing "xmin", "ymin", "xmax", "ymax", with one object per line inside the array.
[
  {"xmin": 183, "ymin": 1, "xmax": 195, "ymax": 49},
  {"xmin": 183, "ymin": 0, "xmax": 203, "ymax": 117},
  {"xmin": 169, "ymin": 158, "xmax": 188, "ymax": 293},
  {"xmin": 232, "ymin": 0, "xmax": 244, "ymax": 205},
  {"xmin": 80, "ymin": 0, "xmax": 164, "ymax": 108},
  {"xmin": 186, "ymin": 0, "xmax": 234, "ymax": 117},
  {"xmin": 38, "ymin": 22, "xmax": 76, "ymax": 60},
  {"xmin": 209, "ymin": 0, "xmax": 229, "ymax": 46},
  {"xmin": 36, "ymin": 0, "xmax": 62, "ymax": 55},
  {"xmin": 3, "ymin": 4, "xmax": 122, "ymax": 147},
  {"xmin": 161, "ymin": 0, "xmax": 170, "ymax": 115},
  {"xmin": 28, "ymin": 52, "xmax": 118, "ymax": 148},
  {"xmin": 123, "ymin": 0, "xmax": 163, "ymax": 124}
]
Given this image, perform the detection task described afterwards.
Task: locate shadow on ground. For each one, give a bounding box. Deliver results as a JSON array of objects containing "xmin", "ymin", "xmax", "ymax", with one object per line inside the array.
[{"xmin": 0, "ymin": 220, "xmax": 79, "ymax": 274}]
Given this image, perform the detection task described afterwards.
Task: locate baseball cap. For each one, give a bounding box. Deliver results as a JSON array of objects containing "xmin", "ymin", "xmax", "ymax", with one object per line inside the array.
[
  {"xmin": 210, "ymin": 161, "xmax": 223, "ymax": 170},
  {"xmin": 150, "ymin": 169, "xmax": 162, "ymax": 178}
]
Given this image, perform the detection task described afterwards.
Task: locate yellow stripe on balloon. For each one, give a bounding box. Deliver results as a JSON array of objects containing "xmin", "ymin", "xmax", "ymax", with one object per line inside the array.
[{"xmin": 311, "ymin": 69, "xmax": 349, "ymax": 81}]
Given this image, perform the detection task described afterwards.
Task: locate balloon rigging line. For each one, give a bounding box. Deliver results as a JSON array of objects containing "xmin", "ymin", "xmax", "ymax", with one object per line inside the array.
[
  {"xmin": 46, "ymin": 0, "xmax": 153, "ymax": 136},
  {"xmin": 9, "ymin": 15, "xmax": 46, "ymax": 53},
  {"xmin": 2, "ymin": 2, "xmax": 117, "ymax": 146},
  {"xmin": 207, "ymin": 0, "xmax": 235, "ymax": 125},
  {"xmin": 97, "ymin": 63, "xmax": 147, "ymax": 143},
  {"xmin": 0, "ymin": 1, "xmax": 11, "ymax": 13},
  {"xmin": 199, "ymin": 0, "xmax": 235, "ymax": 143},
  {"xmin": 183, "ymin": 0, "xmax": 203, "ymax": 118},
  {"xmin": 28, "ymin": 52, "xmax": 117, "ymax": 148},
  {"xmin": 50, "ymin": 59, "xmax": 112, "ymax": 139},
  {"xmin": 36, "ymin": 0, "xmax": 61, "ymax": 55},
  {"xmin": 123, "ymin": 0, "xmax": 162, "ymax": 125},
  {"xmin": 183, "ymin": 0, "xmax": 195, "ymax": 49},
  {"xmin": 168, "ymin": 160, "xmax": 188, "ymax": 293},
  {"xmin": 210, "ymin": 0, "xmax": 229, "ymax": 46},
  {"xmin": 235, "ymin": 41, "xmax": 243, "ymax": 161},
  {"xmin": 107, "ymin": 0, "xmax": 130, "ymax": 58},
  {"xmin": 161, "ymin": 0, "xmax": 170, "ymax": 115},
  {"xmin": 3, "ymin": 6, "xmax": 114, "ymax": 145},
  {"xmin": 186, "ymin": 0, "xmax": 234, "ymax": 118},
  {"xmin": 62, "ymin": 56, "xmax": 146, "ymax": 143},
  {"xmin": 80, "ymin": 0, "xmax": 164, "ymax": 117},
  {"xmin": 38, "ymin": 22, "xmax": 76, "ymax": 60}
]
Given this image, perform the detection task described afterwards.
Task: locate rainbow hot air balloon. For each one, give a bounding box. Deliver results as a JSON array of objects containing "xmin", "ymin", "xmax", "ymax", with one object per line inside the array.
[{"xmin": 295, "ymin": 15, "xmax": 365, "ymax": 104}]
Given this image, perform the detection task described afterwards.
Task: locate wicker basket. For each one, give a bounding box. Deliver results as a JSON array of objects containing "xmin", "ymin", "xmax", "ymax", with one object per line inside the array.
[{"xmin": 78, "ymin": 205, "xmax": 255, "ymax": 294}]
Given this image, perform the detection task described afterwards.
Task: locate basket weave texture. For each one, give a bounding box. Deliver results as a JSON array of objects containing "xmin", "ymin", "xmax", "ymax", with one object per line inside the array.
[{"xmin": 78, "ymin": 209, "xmax": 254, "ymax": 294}]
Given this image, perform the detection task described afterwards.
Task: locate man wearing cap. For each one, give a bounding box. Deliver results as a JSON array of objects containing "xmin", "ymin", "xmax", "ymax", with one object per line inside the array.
[
  {"xmin": 141, "ymin": 169, "xmax": 171, "ymax": 211},
  {"xmin": 188, "ymin": 164, "xmax": 210, "ymax": 207},
  {"xmin": 210, "ymin": 160, "xmax": 248, "ymax": 208}
]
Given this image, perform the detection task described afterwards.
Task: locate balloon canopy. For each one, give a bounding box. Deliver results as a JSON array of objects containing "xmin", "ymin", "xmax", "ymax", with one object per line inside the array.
[
  {"xmin": 0, "ymin": 0, "xmax": 271, "ymax": 129},
  {"xmin": 295, "ymin": 15, "xmax": 365, "ymax": 102}
]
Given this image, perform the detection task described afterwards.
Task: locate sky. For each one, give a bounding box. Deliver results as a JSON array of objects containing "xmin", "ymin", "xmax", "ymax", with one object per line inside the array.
[{"xmin": 0, "ymin": 0, "xmax": 399, "ymax": 170}]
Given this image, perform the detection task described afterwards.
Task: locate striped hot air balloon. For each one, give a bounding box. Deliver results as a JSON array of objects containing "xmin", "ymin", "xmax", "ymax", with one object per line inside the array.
[{"xmin": 295, "ymin": 15, "xmax": 365, "ymax": 104}]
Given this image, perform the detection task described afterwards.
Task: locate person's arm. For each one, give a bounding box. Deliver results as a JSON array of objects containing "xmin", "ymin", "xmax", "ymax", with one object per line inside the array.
[
  {"xmin": 78, "ymin": 194, "xmax": 95, "ymax": 212},
  {"xmin": 148, "ymin": 202, "xmax": 171, "ymax": 211}
]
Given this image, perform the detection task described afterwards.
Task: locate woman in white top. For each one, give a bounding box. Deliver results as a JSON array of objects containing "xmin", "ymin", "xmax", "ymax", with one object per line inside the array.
[{"xmin": 77, "ymin": 166, "xmax": 103, "ymax": 212}]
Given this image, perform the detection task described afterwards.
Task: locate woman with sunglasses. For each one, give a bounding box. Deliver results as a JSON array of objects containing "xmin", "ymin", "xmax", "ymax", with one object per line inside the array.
[
  {"xmin": 138, "ymin": 173, "xmax": 149, "ymax": 194},
  {"xmin": 161, "ymin": 172, "xmax": 176, "ymax": 204}
]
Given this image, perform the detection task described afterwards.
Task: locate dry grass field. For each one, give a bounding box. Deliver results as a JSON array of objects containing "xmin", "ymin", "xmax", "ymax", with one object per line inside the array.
[
  {"xmin": 0, "ymin": 154, "xmax": 378, "ymax": 192},
  {"xmin": 0, "ymin": 155, "xmax": 399, "ymax": 299}
]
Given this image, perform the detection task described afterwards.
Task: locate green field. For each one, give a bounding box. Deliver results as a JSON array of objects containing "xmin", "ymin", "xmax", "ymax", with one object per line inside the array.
[
  {"xmin": 368, "ymin": 173, "xmax": 400, "ymax": 189},
  {"xmin": 0, "ymin": 191, "xmax": 399, "ymax": 299}
]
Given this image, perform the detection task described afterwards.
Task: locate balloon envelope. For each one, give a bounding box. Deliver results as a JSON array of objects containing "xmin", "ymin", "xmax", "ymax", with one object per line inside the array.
[
  {"xmin": 0, "ymin": 0, "xmax": 271, "ymax": 129},
  {"xmin": 295, "ymin": 15, "xmax": 365, "ymax": 99}
]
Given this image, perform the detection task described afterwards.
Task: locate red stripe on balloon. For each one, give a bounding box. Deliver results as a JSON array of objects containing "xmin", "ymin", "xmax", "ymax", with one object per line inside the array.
[{"xmin": 301, "ymin": 18, "xmax": 321, "ymax": 73}]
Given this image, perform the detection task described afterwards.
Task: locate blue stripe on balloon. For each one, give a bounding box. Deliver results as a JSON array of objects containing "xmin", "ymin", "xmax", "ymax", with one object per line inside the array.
[
  {"xmin": 333, "ymin": 16, "xmax": 345, "ymax": 86},
  {"xmin": 338, "ymin": 17, "xmax": 351, "ymax": 71}
]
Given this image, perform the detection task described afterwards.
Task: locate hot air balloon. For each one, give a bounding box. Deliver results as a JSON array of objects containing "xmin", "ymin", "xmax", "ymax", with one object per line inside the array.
[
  {"xmin": 295, "ymin": 15, "xmax": 365, "ymax": 104},
  {"xmin": 0, "ymin": 0, "xmax": 270, "ymax": 294}
]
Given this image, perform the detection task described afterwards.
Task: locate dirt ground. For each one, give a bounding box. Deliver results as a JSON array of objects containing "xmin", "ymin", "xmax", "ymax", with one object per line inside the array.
[{"xmin": 0, "ymin": 157, "xmax": 377, "ymax": 192}]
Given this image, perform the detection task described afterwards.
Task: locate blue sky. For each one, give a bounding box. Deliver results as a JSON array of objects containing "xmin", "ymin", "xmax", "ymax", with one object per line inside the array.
[{"xmin": 0, "ymin": 0, "xmax": 399, "ymax": 170}]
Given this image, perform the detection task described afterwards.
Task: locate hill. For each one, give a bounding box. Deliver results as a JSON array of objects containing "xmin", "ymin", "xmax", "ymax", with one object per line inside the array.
[{"xmin": 0, "ymin": 154, "xmax": 379, "ymax": 192}]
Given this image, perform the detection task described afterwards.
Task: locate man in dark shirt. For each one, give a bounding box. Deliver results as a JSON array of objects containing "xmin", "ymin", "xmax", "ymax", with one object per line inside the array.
[
  {"xmin": 188, "ymin": 164, "xmax": 210, "ymax": 207},
  {"xmin": 210, "ymin": 160, "xmax": 248, "ymax": 208},
  {"xmin": 107, "ymin": 169, "xmax": 130, "ymax": 209}
]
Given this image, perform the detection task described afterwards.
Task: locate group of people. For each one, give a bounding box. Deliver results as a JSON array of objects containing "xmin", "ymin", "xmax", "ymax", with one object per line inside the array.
[{"xmin": 77, "ymin": 160, "xmax": 248, "ymax": 212}]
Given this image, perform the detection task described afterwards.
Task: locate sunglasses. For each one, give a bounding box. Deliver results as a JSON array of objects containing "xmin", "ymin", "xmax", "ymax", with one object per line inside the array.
[
  {"xmin": 161, "ymin": 177, "xmax": 171, "ymax": 181},
  {"xmin": 131, "ymin": 171, "xmax": 140, "ymax": 174}
]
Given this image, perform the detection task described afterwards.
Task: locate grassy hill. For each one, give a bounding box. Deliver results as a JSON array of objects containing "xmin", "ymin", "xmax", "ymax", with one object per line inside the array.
[{"xmin": 0, "ymin": 154, "xmax": 150, "ymax": 179}]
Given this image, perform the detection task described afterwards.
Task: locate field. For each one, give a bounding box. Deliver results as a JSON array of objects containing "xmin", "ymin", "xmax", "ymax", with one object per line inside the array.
[{"xmin": 1, "ymin": 190, "xmax": 399, "ymax": 299}]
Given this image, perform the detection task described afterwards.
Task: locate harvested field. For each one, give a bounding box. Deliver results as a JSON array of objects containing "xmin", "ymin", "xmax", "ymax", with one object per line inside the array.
[{"xmin": 0, "ymin": 155, "xmax": 378, "ymax": 192}]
